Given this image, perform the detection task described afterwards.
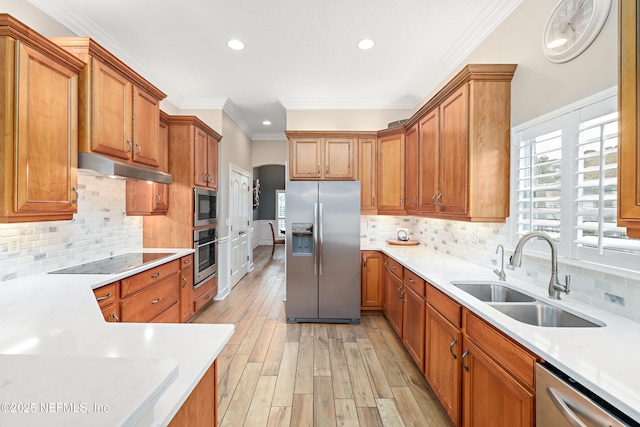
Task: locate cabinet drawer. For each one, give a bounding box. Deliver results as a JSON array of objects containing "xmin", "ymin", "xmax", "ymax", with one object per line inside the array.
[
  {"xmin": 93, "ymin": 282, "xmax": 118, "ymax": 308},
  {"xmin": 121, "ymin": 259, "xmax": 180, "ymax": 297},
  {"xmin": 465, "ymin": 311, "xmax": 537, "ymax": 389},
  {"xmin": 121, "ymin": 275, "xmax": 180, "ymax": 322},
  {"xmin": 386, "ymin": 258, "xmax": 403, "ymax": 278},
  {"xmin": 194, "ymin": 287, "xmax": 216, "ymax": 313},
  {"xmin": 404, "ymin": 270, "xmax": 425, "ymax": 296},
  {"xmin": 150, "ymin": 303, "xmax": 180, "ymax": 323},
  {"xmin": 181, "ymin": 254, "xmax": 194, "ymax": 270},
  {"xmin": 193, "ymin": 275, "xmax": 217, "ymax": 300},
  {"xmin": 100, "ymin": 303, "xmax": 120, "ymax": 322},
  {"xmin": 426, "ymin": 283, "xmax": 461, "ymax": 327}
]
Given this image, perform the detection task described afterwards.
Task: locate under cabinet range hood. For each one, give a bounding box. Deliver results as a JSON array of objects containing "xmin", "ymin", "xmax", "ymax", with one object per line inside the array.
[{"xmin": 78, "ymin": 152, "xmax": 172, "ymax": 184}]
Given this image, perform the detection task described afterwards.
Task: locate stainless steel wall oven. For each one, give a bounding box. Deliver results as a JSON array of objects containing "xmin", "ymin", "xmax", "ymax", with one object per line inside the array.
[{"xmin": 193, "ymin": 226, "xmax": 217, "ymax": 288}]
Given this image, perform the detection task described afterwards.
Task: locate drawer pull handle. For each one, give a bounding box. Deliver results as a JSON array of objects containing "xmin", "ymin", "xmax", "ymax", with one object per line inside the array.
[
  {"xmin": 96, "ymin": 292, "xmax": 112, "ymax": 301},
  {"xmin": 449, "ymin": 338, "xmax": 458, "ymax": 359},
  {"xmin": 408, "ymin": 278, "xmax": 415, "ymax": 284},
  {"xmin": 151, "ymin": 272, "xmax": 161, "ymax": 278},
  {"xmin": 151, "ymin": 297, "xmax": 162, "ymax": 304},
  {"xmin": 112, "ymin": 312, "xmax": 120, "ymax": 322},
  {"xmin": 184, "ymin": 259, "xmax": 191, "ymax": 265},
  {"xmin": 205, "ymin": 294, "xmax": 210, "ymax": 300},
  {"xmin": 462, "ymin": 349, "xmax": 470, "ymax": 372},
  {"xmin": 182, "ymin": 275, "xmax": 187, "ymax": 287},
  {"xmin": 391, "ymin": 265, "xmax": 397, "ymax": 270}
]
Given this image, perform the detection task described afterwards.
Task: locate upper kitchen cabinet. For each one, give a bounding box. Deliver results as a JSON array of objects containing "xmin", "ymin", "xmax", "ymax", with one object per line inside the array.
[
  {"xmin": 0, "ymin": 15, "xmax": 84, "ymax": 223},
  {"xmin": 377, "ymin": 128, "xmax": 406, "ymax": 215},
  {"xmin": 50, "ymin": 37, "xmax": 166, "ymax": 169},
  {"xmin": 194, "ymin": 125, "xmax": 219, "ymax": 190},
  {"xmin": 405, "ymin": 123, "xmax": 420, "ymax": 214},
  {"xmin": 618, "ymin": 0, "xmax": 640, "ymax": 238},
  {"xmin": 358, "ymin": 137, "xmax": 378, "ymax": 213},
  {"xmin": 405, "ymin": 64, "xmax": 516, "ymax": 222},
  {"xmin": 287, "ymin": 132, "xmax": 357, "ymax": 180},
  {"xmin": 126, "ymin": 111, "xmax": 170, "ymax": 215}
]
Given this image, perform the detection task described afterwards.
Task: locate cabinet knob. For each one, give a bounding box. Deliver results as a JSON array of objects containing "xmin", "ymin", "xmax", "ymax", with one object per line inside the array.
[
  {"xmin": 182, "ymin": 275, "xmax": 187, "ymax": 287},
  {"xmin": 71, "ymin": 186, "xmax": 79, "ymax": 205},
  {"xmin": 134, "ymin": 142, "xmax": 141, "ymax": 158},
  {"xmin": 95, "ymin": 292, "xmax": 112, "ymax": 302},
  {"xmin": 151, "ymin": 297, "xmax": 162, "ymax": 304},
  {"xmin": 462, "ymin": 349, "xmax": 470, "ymax": 372},
  {"xmin": 151, "ymin": 272, "xmax": 161, "ymax": 278},
  {"xmin": 363, "ymin": 256, "xmax": 367, "ymax": 267},
  {"xmin": 431, "ymin": 194, "xmax": 437, "ymax": 207},
  {"xmin": 155, "ymin": 193, "xmax": 161, "ymax": 205},
  {"xmin": 126, "ymin": 140, "xmax": 133, "ymax": 154},
  {"xmin": 437, "ymin": 193, "xmax": 443, "ymax": 208},
  {"xmin": 449, "ymin": 338, "xmax": 458, "ymax": 359},
  {"xmin": 112, "ymin": 312, "xmax": 120, "ymax": 322}
]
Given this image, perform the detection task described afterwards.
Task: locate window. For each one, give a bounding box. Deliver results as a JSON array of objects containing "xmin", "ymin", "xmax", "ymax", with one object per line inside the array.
[
  {"xmin": 513, "ymin": 90, "xmax": 640, "ymax": 270},
  {"xmin": 276, "ymin": 190, "xmax": 285, "ymax": 237}
]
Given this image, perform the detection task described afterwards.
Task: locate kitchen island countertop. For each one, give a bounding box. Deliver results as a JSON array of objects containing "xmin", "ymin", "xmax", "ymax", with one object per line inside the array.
[
  {"xmin": 362, "ymin": 241, "xmax": 640, "ymax": 423},
  {"xmin": 0, "ymin": 248, "xmax": 234, "ymax": 427}
]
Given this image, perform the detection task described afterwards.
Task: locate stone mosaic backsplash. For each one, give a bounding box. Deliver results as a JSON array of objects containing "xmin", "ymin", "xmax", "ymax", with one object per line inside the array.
[
  {"xmin": 0, "ymin": 173, "xmax": 142, "ymax": 281},
  {"xmin": 361, "ymin": 215, "xmax": 640, "ymax": 323}
]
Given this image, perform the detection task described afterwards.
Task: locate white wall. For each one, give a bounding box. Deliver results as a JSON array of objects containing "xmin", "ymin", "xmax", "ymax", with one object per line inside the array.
[
  {"xmin": 251, "ymin": 140, "xmax": 288, "ymax": 167},
  {"xmin": 1, "ymin": 0, "xmax": 75, "ymax": 36}
]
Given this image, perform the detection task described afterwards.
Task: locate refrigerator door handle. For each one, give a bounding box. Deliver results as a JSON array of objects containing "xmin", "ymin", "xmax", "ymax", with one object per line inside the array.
[
  {"xmin": 313, "ymin": 203, "xmax": 318, "ymax": 276},
  {"xmin": 319, "ymin": 203, "xmax": 323, "ymax": 275}
]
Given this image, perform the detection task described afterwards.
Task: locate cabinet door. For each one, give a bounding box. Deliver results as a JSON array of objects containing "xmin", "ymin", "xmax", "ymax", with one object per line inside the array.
[
  {"xmin": 290, "ymin": 138, "xmax": 322, "ymax": 179},
  {"xmin": 92, "ymin": 58, "xmax": 132, "ymax": 160},
  {"xmin": 383, "ymin": 268, "xmax": 404, "ymax": 337},
  {"xmin": 324, "ymin": 138, "xmax": 355, "ymax": 179},
  {"xmin": 440, "ymin": 85, "xmax": 468, "ymax": 215},
  {"xmin": 194, "ymin": 126, "xmax": 209, "ymax": 187},
  {"xmin": 206, "ymin": 134, "xmax": 218, "ymax": 190},
  {"xmin": 358, "ymin": 138, "xmax": 377, "ymax": 213},
  {"xmin": 180, "ymin": 267, "xmax": 194, "ymax": 323},
  {"xmin": 132, "ymin": 86, "xmax": 160, "ymax": 167},
  {"xmin": 361, "ymin": 251, "xmax": 383, "ymax": 310},
  {"xmin": 14, "ymin": 42, "xmax": 78, "ymax": 216},
  {"xmin": 405, "ymin": 124, "xmax": 420, "ymax": 214},
  {"xmin": 419, "ymin": 109, "xmax": 439, "ymax": 213},
  {"xmin": 462, "ymin": 339, "xmax": 534, "ymax": 427},
  {"xmin": 426, "ymin": 304, "xmax": 462, "ymax": 426},
  {"xmin": 402, "ymin": 285, "xmax": 425, "ymax": 372},
  {"xmin": 618, "ymin": 0, "xmax": 640, "ymax": 237},
  {"xmin": 377, "ymin": 132, "xmax": 406, "ymax": 214},
  {"xmin": 101, "ymin": 303, "xmax": 121, "ymax": 322}
]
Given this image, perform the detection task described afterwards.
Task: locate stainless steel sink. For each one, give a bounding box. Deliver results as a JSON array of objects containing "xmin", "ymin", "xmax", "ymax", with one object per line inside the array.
[
  {"xmin": 452, "ymin": 281, "xmax": 536, "ymax": 303},
  {"xmin": 489, "ymin": 302, "xmax": 604, "ymax": 328}
]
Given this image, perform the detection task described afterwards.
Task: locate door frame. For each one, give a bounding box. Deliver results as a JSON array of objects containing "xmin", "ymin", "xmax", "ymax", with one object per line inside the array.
[{"xmin": 228, "ymin": 164, "xmax": 253, "ymax": 289}]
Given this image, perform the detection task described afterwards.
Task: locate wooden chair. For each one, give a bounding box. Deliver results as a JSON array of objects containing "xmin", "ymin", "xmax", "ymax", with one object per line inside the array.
[{"xmin": 269, "ymin": 222, "xmax": 285, "ymax": 256}]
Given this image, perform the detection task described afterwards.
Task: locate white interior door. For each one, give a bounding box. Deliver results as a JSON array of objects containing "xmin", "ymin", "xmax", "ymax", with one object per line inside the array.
[{"xmin": 230, "ymin": 166, "xmax": 251, "ymax": 289}]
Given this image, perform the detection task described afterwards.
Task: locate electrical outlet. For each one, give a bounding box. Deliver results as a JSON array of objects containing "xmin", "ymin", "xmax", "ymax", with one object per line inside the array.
[{"xmin": 8, "ymin": 237, "xmax": 20, "ymax": 254}]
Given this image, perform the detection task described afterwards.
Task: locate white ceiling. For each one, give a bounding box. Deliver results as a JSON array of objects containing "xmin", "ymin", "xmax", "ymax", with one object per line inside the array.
[{"xmin": 29, "ymin": 0, "xmax": 523, "ymax": 139}]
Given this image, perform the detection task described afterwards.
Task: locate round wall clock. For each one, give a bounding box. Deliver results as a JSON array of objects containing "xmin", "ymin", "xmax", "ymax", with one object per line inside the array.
[{"xmin": 542, "ymin": 0, "xmax": 612, "ymax": 63}]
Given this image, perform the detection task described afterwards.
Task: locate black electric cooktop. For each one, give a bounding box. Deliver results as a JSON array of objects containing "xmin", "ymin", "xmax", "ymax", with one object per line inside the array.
[{"xmin": 48, "ymin": 252, "xmax": 175, "ymax": 275}]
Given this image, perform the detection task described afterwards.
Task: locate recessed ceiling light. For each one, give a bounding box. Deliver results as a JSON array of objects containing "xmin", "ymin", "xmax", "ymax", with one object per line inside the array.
[
  {"xmin": 357, "ymin": 39, "xmax": 375, "ymax": 50},
  {"xmin": 262, "ymin": 120, "xmax": 272, "ymax": 126},
  {"xmin": 227, "ymin": 39, "xmax": 245, "ymax": 50}
]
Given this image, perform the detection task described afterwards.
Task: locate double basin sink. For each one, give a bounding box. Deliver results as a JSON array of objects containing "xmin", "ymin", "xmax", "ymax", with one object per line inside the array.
[{"xmin": 451, "ymin": 281, "xmax": 604, "ymax": 328}]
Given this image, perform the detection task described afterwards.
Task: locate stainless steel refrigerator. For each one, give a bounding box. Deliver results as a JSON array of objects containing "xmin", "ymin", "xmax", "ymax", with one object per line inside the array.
[{"xmin": 285, "ymin": 180, "xmax": 361, "ymax": 324}]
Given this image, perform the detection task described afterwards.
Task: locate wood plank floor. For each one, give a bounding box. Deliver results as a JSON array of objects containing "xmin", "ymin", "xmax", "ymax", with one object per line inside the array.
[{"xmin": 192, "ymin": 245, "xmax": 452, "ymax": 427}]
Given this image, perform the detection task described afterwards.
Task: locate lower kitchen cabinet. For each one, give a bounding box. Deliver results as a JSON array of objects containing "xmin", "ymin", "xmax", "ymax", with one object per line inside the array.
[
  {"xmin": 168, "ymin": 360, "xmax": 217, "ymax": 426},
  {"xmin": 401, "ymin": 284, "xmax": 425, "ymax": 371},
  {"xmin": 180, "ymin": 254, "xmax": 195, "ymax": 322},
  {"xmin": 193, "ymin": 275, "xmax": 217, "ymax": 314},
  {"xmin": 425, "ymin": 304, "xmax": 462, "ymax": 425},
  {"xmin": 361, "ymin": 251, "xmax": 383, "ymax": 310},
  {"xmin": 93, "ymin": 281, "xmax": 120, "ymax": 322},
  {"xmin": 383, "ymin": 257, "xmax": 404, "ymax": 337},
  {"xmin": 120, "ymin": 275, "xmax": 180, "ymax": 322}
]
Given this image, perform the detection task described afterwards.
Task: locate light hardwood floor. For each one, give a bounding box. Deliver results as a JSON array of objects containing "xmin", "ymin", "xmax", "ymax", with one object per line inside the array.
[{"xmin": 192, "ymin": 245, "xmax": 452, "ymax": 427}]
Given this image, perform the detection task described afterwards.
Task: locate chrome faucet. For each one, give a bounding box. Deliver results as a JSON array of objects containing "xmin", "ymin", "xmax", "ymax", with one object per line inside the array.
[
  {"xmin": 509, "ymin": 231, "xmax": 570, "ymax": 300},
  {"xmin": 493, "ymin": 244, "xmax": 506, "ymax": 281}
]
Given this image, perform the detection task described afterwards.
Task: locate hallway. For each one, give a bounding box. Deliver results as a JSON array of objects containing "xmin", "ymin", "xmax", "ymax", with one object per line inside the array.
[{"xmin": 192, "ymin": 245, "xmax": 451, "ymax": 426}]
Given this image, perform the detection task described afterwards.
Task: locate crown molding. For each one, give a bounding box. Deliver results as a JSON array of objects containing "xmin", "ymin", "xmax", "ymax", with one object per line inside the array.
[
  {"xmin": 222, "ymin": 99, "xmax": 254, "ymax": 139},
  {"xmin": 251, "ymin": 132, "xmax": 288, "ymax": 141},
  {"xmin": 278, "ymin": 96, "xmax": 420, "ymax": 110}
]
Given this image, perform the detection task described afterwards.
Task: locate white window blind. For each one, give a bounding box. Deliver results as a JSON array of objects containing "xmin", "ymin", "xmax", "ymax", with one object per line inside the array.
[
  {"xmin": 513, "ymin": 90, "xmax": 640, "ymax": 270},
  {"xmin": 276, "ymin": 190, "xmax": 285, "ymax": 236}
]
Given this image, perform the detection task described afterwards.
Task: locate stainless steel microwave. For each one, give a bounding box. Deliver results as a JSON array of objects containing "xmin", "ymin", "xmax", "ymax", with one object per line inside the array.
[{"xmin": 194, "ymin": 188, "xmax": 217, "ymax": 227}]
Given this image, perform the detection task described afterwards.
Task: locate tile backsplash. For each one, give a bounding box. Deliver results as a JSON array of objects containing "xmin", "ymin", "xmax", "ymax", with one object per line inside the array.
[
  {"xmin": 361, "ymin": 215, "xmax": 640, "ymax": 323},
  {"xmin": 0, "ymin": 173, "xmax": 142, "ymax": 281}
]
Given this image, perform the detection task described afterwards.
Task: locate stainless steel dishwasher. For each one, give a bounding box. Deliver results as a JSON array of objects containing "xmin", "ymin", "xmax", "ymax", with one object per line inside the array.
[{"xmin": 536, "ymin": 363, "xmax": 639, "ymax": 427}]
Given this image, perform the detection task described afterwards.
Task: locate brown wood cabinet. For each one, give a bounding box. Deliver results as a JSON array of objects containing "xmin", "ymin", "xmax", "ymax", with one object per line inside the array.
[
  {"xmin": 618, "ymin": 0, "xmax": 640, "ymax": 238},
  {"xmin": 361, "ymin": 251, "xmax": 383, "ymax": 311},
  {"xmin": 405, "ymin": 64, "xmax": 516, "ymax": 221},
  {"xmin": 194, "ymin": 126, "xmax": 219, "ymax": 190},
  {"xmin": 51, "ymin": 37, "xmax": 166, "ymax": 170},
  {"xmin": 126, "ymin": 111, "xmax": 170, "ymax": 215},
  {"xmin": 193, "ymin": 275, "xmax": 218, "ymax": 313},
  {"xmin": 377, "ymin": 129, "xmax": 406, "ymax": 215},
  {"xmin": 425, "ymin": 284, "xmax": 463, "ymax": 426},
  {"xmin": 358, "ymin": 137, "xmax": 378, "ymax": 213},
  {"xmin": 287, "ymin": 132, "xmax": 359, "ymax": 180},
  {"xmin": 382, "ymin": 257, "xmax": 404, "ymax": 337},
  {"xmin": 180, "ymin": 255, "xmax": 195, "ymax": 323},
  {"xmin": 402, "ymin": 282, "xmax": 425, "ymax": 372},
  {"xmin": 168, "ymin": 360, "xmax": 217, "ymax": 427},
  {"xmin": 404, "ymin": 124, "xmax": 420, "ymax": 214},
  {"xmin": 0, "ymin": 15, "xmax": 84, "ymax": 223},
  {"xmin": 94, "ymin": 281, "xmax": 121, "ymax": 323}
]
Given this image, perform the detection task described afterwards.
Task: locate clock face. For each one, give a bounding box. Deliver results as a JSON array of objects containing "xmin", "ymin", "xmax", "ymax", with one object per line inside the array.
[{"xmin": 543, "ymin": 0, "xmax": 611, "ymax": 63}]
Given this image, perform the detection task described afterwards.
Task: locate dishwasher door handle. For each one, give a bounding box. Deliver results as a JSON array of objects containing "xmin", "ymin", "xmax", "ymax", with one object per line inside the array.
[{"xmin": 547, "ymin": 387, "xmax": 587, "ymax": 427}]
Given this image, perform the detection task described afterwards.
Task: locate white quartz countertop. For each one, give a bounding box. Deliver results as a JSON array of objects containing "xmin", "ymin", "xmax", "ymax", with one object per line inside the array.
[
  {"xmin": 362, "ymin": 242, "xmax": 640, "ymax": 423},
  {"xmin": 0, "ymin": 248, "xmax": 234, "ymax": 427}
]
